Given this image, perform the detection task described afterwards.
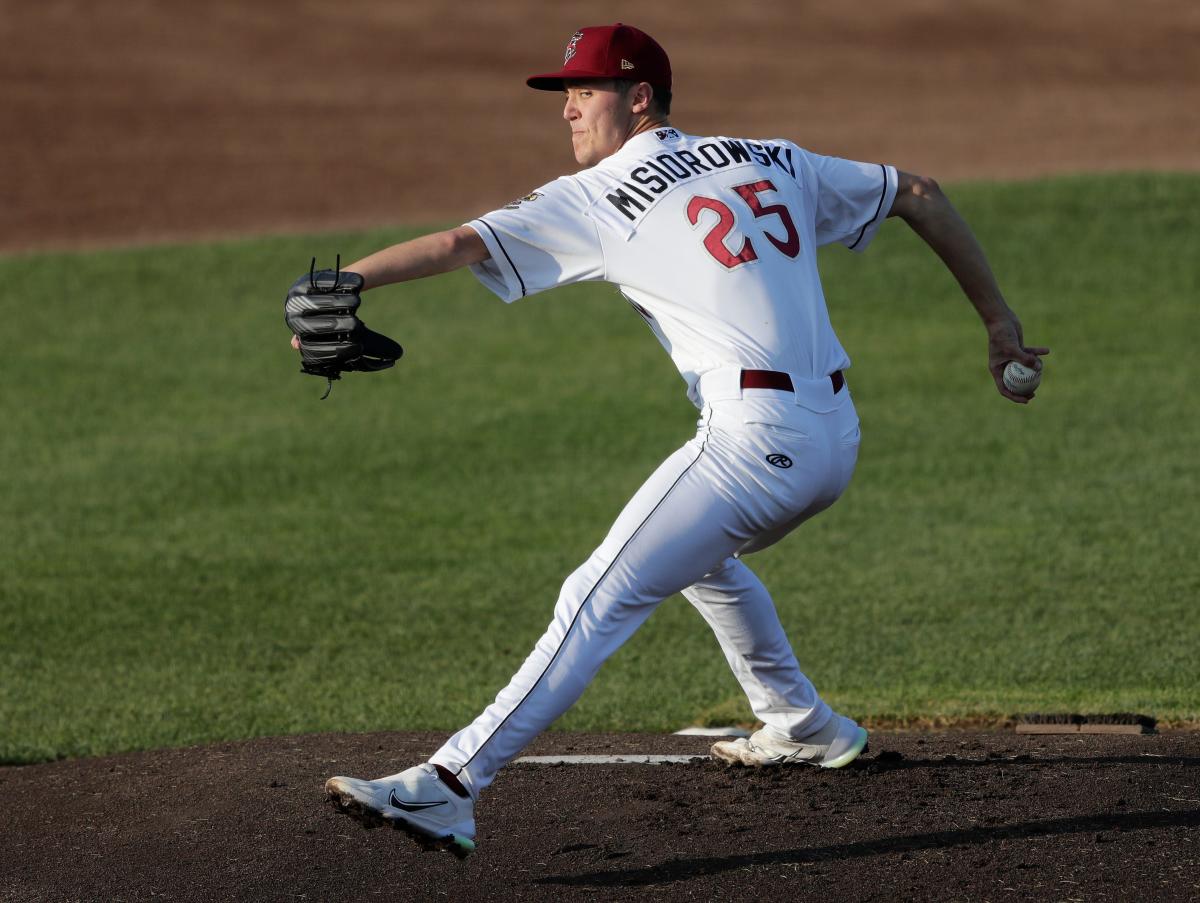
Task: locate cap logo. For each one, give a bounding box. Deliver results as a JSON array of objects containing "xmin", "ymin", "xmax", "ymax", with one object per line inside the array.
[
  {"xmin": 564, "ymin": 31, "xmax": 583, "ymax": 63},
  {"xmin": 620, "ymin": 59, "xmax": 634, "ymax": 70}
]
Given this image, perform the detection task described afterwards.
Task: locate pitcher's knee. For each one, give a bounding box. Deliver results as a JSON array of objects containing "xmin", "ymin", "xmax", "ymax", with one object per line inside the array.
[{"xmin": 557, "ymin": 558, "xmax": 605, "ymax": 605}]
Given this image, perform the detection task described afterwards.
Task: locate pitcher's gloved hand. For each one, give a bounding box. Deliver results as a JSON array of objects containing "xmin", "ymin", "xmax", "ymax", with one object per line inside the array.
[{"xmin": 284, "ymin": 258, "xmax": 403, "ymax": 398}]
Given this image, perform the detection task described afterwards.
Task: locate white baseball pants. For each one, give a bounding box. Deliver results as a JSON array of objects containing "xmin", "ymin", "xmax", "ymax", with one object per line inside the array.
[{"xmin": 431, "ymin": 374, "xmax": 861, "ymax": 798}]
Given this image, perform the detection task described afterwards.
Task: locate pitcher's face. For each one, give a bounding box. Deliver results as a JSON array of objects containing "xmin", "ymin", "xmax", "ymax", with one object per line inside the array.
[{"xmin": 562, "ymin": 80, "xmax": 633, "ymax": 167}]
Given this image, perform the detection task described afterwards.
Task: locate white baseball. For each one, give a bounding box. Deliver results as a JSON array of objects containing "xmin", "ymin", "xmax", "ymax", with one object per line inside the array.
[{"xmin": 1003, "ymin": 360, "xmax": 1041, "ymax": 396}]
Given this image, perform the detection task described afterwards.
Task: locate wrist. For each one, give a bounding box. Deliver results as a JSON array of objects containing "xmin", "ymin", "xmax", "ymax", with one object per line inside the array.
[
  {"xmin": 982, "ymin": 313, "xmax": 1012, "ymax": 330},
  {"xmin": 978, "ymin": 301, "xmax": 1015, "ymax": 329}
]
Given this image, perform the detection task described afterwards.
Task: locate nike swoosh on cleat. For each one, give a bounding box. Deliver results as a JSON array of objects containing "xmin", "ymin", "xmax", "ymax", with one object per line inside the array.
[{"xmin": 388, "ymin": 789, "xmax": 449, "ymax": 812}]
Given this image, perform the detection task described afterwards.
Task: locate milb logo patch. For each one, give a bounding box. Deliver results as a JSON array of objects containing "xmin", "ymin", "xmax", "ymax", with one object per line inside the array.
[{"xmin": 503, "ymin": 191, "xmax": 543, "ymax": 210}]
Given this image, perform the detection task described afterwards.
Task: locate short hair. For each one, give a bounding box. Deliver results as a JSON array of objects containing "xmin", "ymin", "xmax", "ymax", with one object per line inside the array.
[{"xmin": 616, "ymin": 79, "xmax": 672, "ymax": 117}]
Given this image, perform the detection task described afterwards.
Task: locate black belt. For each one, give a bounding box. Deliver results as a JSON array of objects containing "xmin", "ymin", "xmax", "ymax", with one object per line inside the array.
[{"xmin": 741, "ymin": 369, "xmax": 844, "ymax": 394}]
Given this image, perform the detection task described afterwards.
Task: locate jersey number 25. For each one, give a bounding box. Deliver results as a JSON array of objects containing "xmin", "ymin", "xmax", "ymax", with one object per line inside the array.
[{"xmin": 686, "ymin": 180, "xmax": 800, "ymax": 270}]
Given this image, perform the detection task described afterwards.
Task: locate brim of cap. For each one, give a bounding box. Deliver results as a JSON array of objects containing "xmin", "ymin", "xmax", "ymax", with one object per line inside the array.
[{"xmin": 526, "ymin": 69, "xmax": 616, "ymax": 90}]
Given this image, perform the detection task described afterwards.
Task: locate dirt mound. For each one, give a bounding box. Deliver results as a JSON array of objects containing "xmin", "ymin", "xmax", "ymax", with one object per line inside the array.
[
  {"xmin": 2, "ymin": 0, "xmax": 1197, "ymax": 253},
  {"xmin": 3, "ymin": 731, "xmax": 1198, "ymax": 901}
]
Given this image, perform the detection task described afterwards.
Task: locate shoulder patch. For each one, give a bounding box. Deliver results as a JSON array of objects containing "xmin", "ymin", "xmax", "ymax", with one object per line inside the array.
[{"xmin": 503, "ymin": 191, "xmax": 544, "ymax": 210}]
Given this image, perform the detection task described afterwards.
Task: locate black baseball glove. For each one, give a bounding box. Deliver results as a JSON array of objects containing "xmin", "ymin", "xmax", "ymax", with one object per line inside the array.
[{"xmin": 284, "ymin": 258, "xmax": 403, "ymax": 398}]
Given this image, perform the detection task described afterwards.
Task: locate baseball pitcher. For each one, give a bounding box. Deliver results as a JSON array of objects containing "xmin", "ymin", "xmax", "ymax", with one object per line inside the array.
[{"xmin": 296, "ymin": 24, "xmax": 1049, "ymax": 857}]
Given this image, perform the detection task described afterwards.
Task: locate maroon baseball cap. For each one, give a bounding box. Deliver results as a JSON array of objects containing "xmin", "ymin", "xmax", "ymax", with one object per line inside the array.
[{"xmin": 527, "ymin": 24, "xmax": 671, "ymax": 91}]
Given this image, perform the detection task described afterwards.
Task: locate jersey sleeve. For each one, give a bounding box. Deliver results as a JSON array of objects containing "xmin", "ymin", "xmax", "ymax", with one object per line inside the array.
[
  {"xmin": 795, "ymin": 147, "xmax": 898, "ymax": 253},
  {"xmin": 464, "ymin": 177, "xmax": 605, "ymax": 303}
]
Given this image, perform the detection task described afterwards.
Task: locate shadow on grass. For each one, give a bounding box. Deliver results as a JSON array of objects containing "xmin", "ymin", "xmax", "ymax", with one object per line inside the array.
[{"xmin": 537, "ymin": 808, "xmax": 1200, "ymax": 887}]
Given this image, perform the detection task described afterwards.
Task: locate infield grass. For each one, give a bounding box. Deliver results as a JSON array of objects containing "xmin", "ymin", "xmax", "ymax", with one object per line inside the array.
[{"xmin": 2, "ymin": 172, "xmax": 1197, "ymax": 763}]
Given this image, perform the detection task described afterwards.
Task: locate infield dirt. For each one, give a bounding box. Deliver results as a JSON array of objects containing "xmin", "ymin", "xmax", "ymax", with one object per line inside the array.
[
  {"xmin": 3, "ymin": 731, "xmax": 1199, "ymax": 901},
  {"xmin": 2, "ymin": 0, "xmax": 1198, "ymax": 253},
  {"xmin": 3, "ymin": 1, "xmax": 1199, "ymax": 900}
]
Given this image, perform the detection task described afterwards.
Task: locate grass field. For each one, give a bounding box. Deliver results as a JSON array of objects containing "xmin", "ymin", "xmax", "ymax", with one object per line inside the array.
[{"xmin": 2, "ymin": 173, "xmax": 1197, "ymax": 764}]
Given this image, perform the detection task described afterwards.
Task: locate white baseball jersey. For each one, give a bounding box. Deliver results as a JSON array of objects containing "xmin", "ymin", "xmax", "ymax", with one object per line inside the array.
[
  {"xmin": 466, "ymin": 128, "xmax": 897, "ymax": 406},
  {"xmin": 428, "ymin": 128, "xmax": 897, "ymax": 798}
]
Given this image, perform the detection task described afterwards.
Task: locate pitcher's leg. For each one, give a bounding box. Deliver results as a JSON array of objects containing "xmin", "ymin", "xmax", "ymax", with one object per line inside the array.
[
  {"xmin": 683, "ymin": 557, "xmax": 831, "ymax": 739},
  {"xmin": 428, "ymin": 553, "xmax": 660, "ymax": 798},
  {"xmin": 431, "ymin": 432, "xmax": 750, "ymax": 797}
]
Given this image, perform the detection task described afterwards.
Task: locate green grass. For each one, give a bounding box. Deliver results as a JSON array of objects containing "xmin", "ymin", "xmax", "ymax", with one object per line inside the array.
[{"xmin": 2, "ymin": 172, "xmax": 1197, "ymax": 763}]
